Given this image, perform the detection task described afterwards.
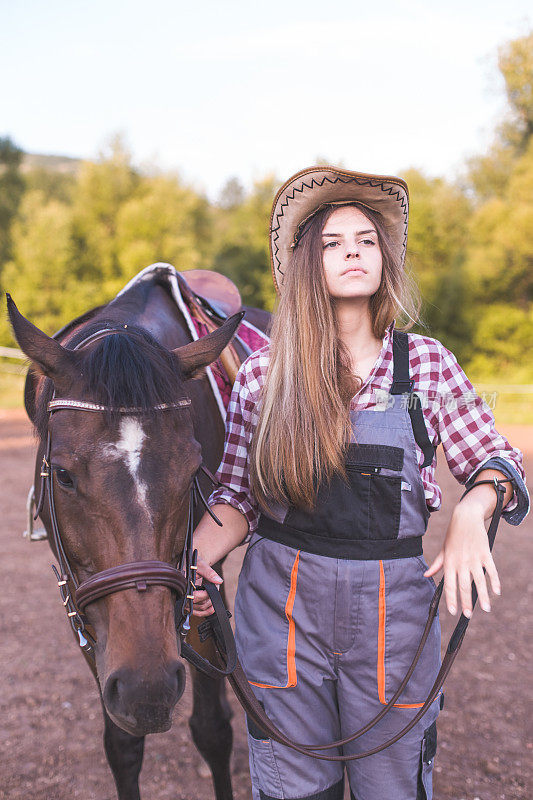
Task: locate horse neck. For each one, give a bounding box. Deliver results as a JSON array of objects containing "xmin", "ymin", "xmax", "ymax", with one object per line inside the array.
[
  {"xmin": 106, "ymin": 279, "xmax": 227, "ymax": 475},
  {"xmin": 104, "ymin": 280, "xmax": 192, "ymax": 350}
]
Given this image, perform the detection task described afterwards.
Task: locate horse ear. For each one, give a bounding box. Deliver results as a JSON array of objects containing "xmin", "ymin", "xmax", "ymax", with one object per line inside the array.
[
  {"xmin": 174, "ymin": 311, "xmax": 245, "ymax": 378},
  {"xmin": 6, "ymin": 294, "xmax": 79, "ymax": 385}
]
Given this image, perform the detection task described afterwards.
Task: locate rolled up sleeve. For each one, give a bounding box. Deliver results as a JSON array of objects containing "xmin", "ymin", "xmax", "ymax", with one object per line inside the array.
[{"xmin": 436, "ymin": 345, "xmax": 530, "ymax": 526}]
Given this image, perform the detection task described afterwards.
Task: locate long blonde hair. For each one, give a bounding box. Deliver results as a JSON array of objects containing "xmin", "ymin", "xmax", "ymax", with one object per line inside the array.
[{"xmin": 250, "ymin": 202, "xmax": 421, "ymax": 512}]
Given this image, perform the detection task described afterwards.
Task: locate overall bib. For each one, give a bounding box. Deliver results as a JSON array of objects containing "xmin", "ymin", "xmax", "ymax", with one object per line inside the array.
[{"xmin": 235, "ymin": 331, "xmax": 442, "ymax": 800}]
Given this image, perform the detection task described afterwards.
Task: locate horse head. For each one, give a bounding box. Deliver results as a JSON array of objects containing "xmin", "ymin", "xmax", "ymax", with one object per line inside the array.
[{"xmin": 7, "ymin": 294, "xmax": 242, "ymax": 736}]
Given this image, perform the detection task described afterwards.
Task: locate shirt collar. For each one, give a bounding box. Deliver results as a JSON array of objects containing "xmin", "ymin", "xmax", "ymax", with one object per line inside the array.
[
  {"xmin": 379, "ymin": 318, "xmax": 396, "ymax": 366},
  {"xmin": 379, "ymin": 318, "xmax": 396, "ymax": 356}
]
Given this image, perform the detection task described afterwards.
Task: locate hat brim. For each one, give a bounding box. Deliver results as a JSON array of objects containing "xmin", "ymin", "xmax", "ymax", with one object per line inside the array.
[{"xmin": 269, "ymin": 166, "xmax": 409, "ymax": 295}]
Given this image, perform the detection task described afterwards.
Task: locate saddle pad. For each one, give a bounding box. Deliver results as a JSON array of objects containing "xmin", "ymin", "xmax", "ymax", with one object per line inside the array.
[{"xmin": 192, "ymin": 317, "xmax": 269, "ymax": 410}]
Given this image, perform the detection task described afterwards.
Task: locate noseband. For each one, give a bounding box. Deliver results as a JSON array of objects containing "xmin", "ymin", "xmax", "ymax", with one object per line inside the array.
[{"xmin": 35, "ymin": 326, "xmax": 225, "ymax": 657}]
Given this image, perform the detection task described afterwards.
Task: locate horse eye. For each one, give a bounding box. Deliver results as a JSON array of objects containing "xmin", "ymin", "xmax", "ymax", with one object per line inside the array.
[{"xmin": 55, "ymin": 468, "xmax": 74, "ymax": 488}]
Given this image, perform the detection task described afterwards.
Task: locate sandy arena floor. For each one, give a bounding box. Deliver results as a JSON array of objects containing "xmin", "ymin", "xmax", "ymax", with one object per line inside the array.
[{"xmin": 0, "ymin": 409, "xmax": 531, "ymax": 800}]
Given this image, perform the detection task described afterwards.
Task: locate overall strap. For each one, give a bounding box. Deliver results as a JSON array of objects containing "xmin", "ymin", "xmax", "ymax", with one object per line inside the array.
[{"xmin": 390, "ymin": 330, "xmax": 435, "ymax": 468}]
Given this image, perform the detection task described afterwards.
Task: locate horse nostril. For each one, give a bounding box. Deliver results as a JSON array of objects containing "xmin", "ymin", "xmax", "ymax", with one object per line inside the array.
[{"xmin": 103, "ymin": 671, "xmax": 123, "ymax": 713}]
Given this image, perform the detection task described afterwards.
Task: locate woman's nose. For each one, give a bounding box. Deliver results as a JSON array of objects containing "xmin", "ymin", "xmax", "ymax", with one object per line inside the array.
[{"xmin": 346, "ymin": 246, "xmax": 360, "ymax": 259}]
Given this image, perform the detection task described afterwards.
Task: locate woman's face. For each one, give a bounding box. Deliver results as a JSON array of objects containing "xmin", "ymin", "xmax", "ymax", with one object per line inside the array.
[{"xmin": 321, "ymin": 206, "xmax": 383, "ymax": 300}]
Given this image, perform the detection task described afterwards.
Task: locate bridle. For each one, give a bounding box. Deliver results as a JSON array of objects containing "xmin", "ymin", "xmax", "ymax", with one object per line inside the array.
[
  {"xmin": 34, "ymin": 326, "xmax": 233, "ymax": 663},
  {"xmin": 35, "ymin": 327, "xmax": 513, "ymax": 758}
]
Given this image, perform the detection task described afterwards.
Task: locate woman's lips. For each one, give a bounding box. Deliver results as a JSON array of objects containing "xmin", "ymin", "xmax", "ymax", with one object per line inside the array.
[{"xmin": 342, "ymin": 268, "xmax": 367, "ymax": 275}]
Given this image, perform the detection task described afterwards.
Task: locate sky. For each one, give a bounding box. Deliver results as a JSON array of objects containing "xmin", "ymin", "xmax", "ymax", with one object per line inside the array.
[{"xmin": 1, "ymin": 0, "xmax": 531, "ymax": 200}]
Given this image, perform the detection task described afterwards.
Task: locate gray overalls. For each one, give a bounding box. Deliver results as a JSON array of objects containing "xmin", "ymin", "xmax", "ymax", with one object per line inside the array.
[{"xmin": 234, "ymin": 331, "xmax": 442, "ymax": 800}]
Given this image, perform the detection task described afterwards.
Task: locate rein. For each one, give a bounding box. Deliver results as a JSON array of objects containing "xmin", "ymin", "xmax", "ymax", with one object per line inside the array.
[
  {"xmin": 36, "ymin": 326, "xmax": 512, "ymax": 757},
  {"xmin": 41, "ymin": 387, "xmax": 511, "ymax": 755}
]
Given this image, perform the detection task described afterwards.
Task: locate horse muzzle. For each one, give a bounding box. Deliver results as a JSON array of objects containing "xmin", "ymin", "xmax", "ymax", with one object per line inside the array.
[{"xmin": 103, "ymin": 661, "xmax": 187, "ymax": 736}]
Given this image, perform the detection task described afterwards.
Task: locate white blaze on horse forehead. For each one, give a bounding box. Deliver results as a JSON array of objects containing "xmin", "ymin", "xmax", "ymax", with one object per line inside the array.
[{"xmin": 102, "ymin": 417, "xmax": 150, "ymax": 514}]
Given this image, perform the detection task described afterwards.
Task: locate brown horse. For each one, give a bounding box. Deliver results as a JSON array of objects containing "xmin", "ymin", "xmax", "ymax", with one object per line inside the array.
[{"xmin": 7, "ymin": 270, "xmax": 270, "ymax": 800}]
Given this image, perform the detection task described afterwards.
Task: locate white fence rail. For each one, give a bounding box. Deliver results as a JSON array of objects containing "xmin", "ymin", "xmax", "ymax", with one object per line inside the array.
[
  {"xmin": 0, "ymin": 346, "xmax": 24, "ymax": 360},
  {"xmin": 0, "ymin": 347, "xmax": 26, "ymax": 375}
]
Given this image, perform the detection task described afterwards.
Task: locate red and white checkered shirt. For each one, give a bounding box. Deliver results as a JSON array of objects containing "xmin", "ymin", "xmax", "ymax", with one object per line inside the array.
[{"xmin": 208, "ymin": 319, "xmax": 529, "ymax": 533}]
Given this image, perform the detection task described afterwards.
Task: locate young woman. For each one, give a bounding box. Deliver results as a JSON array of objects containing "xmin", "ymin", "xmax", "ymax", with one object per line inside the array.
[{"xmin": 192, "ymin": 167, "xmax": 529, "ymax": 800}]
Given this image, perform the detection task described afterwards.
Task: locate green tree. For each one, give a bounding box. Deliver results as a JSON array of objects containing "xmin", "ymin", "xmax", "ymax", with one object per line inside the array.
[
  {"xmin": 464, "ymin": 139, "xmax": 533, "ymax": 310},
  {"xmin": 218, "ymin": 177, "xmax": 245, "ymax": 211},
  {"xmin": 402, "ymin": 168, "xmax": 473, "ymax": 359},
  {"xmin": 0, "ymin": 190, "xmax": 95, "ymax": 344},
  {"xmin": 24, "ymin": 167, "xmax": 76, "ymax": 205},
  {"xmin": 212, "ymin": 175, "xmax": 278, "ymax": 308},
  {"xmin": 115, "ymin": 175, "xmax": 207, "ymax": 285},
  {"xmin": 0, "ymin": 137, "xmax": 24, "ymax": 267},
  {"xmin": 498, "ymin": 31, "xmax": 533, "ymax": 152},
  {"xmin": 70, "ymin": 137, "xmax": 139, "ymax": 290},
  {"xmin": 444, "ymin": 29, "xmax": 533, "ymax": 379},
  {"xmin": 465, "ymin": 303, "xmax": 533, "ymax": 382},
  {"xmin": 467, "ymin": 30, "xmax": 533, "ymax": 201}
]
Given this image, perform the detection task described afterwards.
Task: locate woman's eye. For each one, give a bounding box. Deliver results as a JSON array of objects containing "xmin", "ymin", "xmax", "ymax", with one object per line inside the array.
[
  {"xmin": 324, "ymin": 241, "xmax": 339, "ymax": 249},
  {"xmin": 361, "ymin": 238, "xmax": 376, "ymax": 246},
  {"xmin": 55, "ymin": 468, "xmax": 75, "ymax": 488}
]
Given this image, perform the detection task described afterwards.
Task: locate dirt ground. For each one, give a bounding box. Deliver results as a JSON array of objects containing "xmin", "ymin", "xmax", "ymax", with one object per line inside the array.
[{"xmin": 0, "ymin": 408, "xmax": 531, "ymax": 800}]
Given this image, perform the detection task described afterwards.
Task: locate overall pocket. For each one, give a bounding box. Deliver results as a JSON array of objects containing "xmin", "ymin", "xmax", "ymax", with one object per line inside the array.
[
  {"xmin": 235, "ymin": 540, "xmax": 301, "ymax": 689},
  {"xmin": 414, "ymin": 554, "xmax": 438, "ymax": 590},
  {"xmin": 241, "ymin": 532, "xmax": 267, "ymax": 569},
  {"xmin": 285, "ymin": 443, "xmax": 405, "ymax": 541},
  {"xmin": 246, "ymin": 711, "xmax": 285, "ymax": 798},
  {"xmin": 417, "ymin": 720, "xmax": 438, "ymax": 799},
  {"xmin": 377, "ymin": 558, "xmax": 441, "ymax": 707}
]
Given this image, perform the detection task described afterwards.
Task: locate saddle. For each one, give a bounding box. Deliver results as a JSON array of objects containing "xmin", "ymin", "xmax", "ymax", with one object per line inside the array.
[
  {"xmin": 180, "ymin": 269, "xmax": 242, "ymax": 318},
  {"xmin": 46, "ymin": 267, "xmax": 250, "ymax": 388},
  {"xmin": 176, "ymin": 270, "xmax": 250, "ymax": 384}
]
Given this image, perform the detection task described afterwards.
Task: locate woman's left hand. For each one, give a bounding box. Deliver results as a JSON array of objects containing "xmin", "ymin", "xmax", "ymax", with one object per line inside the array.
[{"xmin": 424, "ymin": 503, "xmax": 501, "ymax": 617}]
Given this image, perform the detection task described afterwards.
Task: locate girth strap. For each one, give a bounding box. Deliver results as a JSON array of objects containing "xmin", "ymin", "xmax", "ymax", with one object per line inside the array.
[{"xmin": 390, "ymin": 330, "xmax": 435, "ymax": 468}]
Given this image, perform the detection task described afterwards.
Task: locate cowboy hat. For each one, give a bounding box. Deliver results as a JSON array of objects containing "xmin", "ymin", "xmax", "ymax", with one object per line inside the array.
[{"xmin": 269, "ymin": 165, "xmax": 409, "ymax": 294}]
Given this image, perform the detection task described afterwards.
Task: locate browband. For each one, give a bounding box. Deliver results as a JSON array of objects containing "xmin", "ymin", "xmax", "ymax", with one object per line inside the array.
[{"xmin": 48, "ymin": 398, "xmax": 191, "ymax": 414}]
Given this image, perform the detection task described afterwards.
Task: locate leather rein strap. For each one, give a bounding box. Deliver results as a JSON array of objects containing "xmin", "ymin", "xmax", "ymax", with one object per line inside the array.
[{"xmin": 199, "ymin": 477, "xmax": 512, "ymax": 760}]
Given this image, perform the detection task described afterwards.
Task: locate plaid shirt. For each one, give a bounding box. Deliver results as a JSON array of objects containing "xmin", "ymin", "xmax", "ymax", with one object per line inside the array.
[{"xmin": 208, "ymin": 319, "xmax": 530, "ymax": 533}]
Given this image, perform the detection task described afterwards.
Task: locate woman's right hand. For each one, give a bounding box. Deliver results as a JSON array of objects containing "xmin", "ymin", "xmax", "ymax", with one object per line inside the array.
[
  {"xmin": 191, "ymin": 502, "xmax": 249, "ymax": 616},
  {"xmin": 192, "ymin": 557, "xmax": 223, "ymax": 617}
]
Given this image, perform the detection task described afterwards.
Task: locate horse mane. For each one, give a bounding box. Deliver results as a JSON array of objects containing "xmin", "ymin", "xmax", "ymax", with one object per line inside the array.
[{"xmin": 34, "ymin": 321, "xmax": 186, "ymax": 440}]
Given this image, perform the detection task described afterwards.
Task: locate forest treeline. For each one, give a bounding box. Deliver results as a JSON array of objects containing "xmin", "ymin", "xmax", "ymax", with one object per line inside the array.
[{"xmin": 1, "ymin": 32, "xmax": 531, "ymax": 381}]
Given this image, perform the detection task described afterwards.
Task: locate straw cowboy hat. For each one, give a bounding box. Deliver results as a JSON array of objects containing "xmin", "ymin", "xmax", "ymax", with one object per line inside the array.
[{"xmin": 269, "ymin": 165, "xmax": 409, "ymax": 294}]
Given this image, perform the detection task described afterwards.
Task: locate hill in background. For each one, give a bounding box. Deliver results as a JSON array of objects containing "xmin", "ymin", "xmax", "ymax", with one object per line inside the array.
[{"xmin": 21, "ymin": 152, "xmax": 81, "ymax": 175}]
